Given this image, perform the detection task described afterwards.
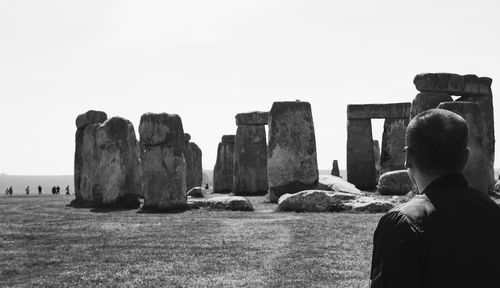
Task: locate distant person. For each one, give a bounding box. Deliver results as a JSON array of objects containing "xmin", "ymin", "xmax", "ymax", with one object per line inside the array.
[
  {"xmin": 51, "ymin": 186, "xmax": 56, "ymax": 195},
  {"xmin": 8, "ymin": 186, "xmax": 13, "ymax": 196},
  {"xmin": 5, "ymin": 187, "xmax": 8, "ymax": 196},
  {"xmin": 25, "ymin": 186, "xmax": 30, "ymax": 195},
  {"xmin": 370, "ymin": 109, "xmax": 500, "ymax": 288},
  {"xmin": 38, "ymin": 185, "xmax": 42, "ymax": 195},
  {"xmin": 65, "ymin": 185, "xmax": 70, "ymax": 195},
  {"xmin": 204, "ymin": 183, "xmax": 209, "ymax": 190},
  {"xmin": 56, "ymin": 185, "xmax": 60, "ymax": 195}
]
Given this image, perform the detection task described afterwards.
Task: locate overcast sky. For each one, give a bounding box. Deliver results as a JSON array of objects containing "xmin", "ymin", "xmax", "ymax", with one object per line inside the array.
[{"xmin": 1, "ymin": 0, "xmax": 499, "ymax": 175}]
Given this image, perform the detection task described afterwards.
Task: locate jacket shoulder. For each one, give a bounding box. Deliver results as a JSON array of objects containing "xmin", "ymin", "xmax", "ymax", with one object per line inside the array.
[{"xmin": 389, "ymin": 195, "xmax": 435, "ymax": 232}]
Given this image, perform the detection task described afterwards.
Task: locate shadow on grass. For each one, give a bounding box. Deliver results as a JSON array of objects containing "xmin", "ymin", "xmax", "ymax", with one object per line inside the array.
[{"xmin": 137, "ymin": 206, "xmax": 190, "ymax": 214}]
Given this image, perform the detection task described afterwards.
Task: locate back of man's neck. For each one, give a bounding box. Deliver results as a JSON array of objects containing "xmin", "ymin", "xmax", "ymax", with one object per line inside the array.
[{"xmin": 415, "ymin": 173, "xmax": 442, "ymax": 194}]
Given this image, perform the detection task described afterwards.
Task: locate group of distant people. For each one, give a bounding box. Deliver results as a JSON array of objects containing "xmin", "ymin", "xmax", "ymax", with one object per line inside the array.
[{"xmin": 4, "ymin": 185, "xmax": 70, "ymax": 196}]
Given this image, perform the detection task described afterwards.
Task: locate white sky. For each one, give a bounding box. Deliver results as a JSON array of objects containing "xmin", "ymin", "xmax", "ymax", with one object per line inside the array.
[{"xmin": 1, "ymin": 0, "xmax": 500, "ymax": 175}]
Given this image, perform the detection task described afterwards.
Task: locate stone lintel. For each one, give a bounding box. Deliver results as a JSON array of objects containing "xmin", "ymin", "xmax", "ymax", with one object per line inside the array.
[
  {"xmin": 221, "ymin": 135, "xmax": 235, "ymax": 143},
  {"xmin": 235, "ymin": 111, "xmax": 269, "ymax": 126},
  {"xmin": 347, "ymin": 103, "xmax": 411, "ymax": 120},
  {"xmin": 414, "ymin": 73, "xmax": 492, "ymax": 96}
]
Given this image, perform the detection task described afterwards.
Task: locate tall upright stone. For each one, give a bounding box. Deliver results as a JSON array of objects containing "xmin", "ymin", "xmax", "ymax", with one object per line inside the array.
[
  {"xmin": 233, "ymin": 111, "xmax": 268, "ymax": 196},
  {"xmin": 380, "ymin": 118, "xmax": 408, "ymax": 174},
  {"xmin": 73, "ymin": 110, "xmax": 107, "ymax": 206},
  {"xmin": 94, "ymin": 117, "xmax": 142, "ymax": 207},
  {"xmin": 437, "ymin": 102, "xmax": 489, "ymax": 194},
  {"xmin": 410, "ymin": 92, "xmax": 453, "ymax": 119},
  {"xmin": 139, "ymin": 113, "xmax": 187, "ymax": 210},
  {"xmin": 331, "ymin": 160, "xmax": 340, "ymax": 177},
  {"xmin": 414, "ymin": 73, "xmax": 495, "ymax": 190},
  {"xmin": 347, "ymin": 119, "xmax": 376, "ymax": 190},
  {"xmin": 373, "ymin": 140, "xmax": 381, "ymax": 180},
  {"xmin": 268, "ymin": 101, "xmax": 318, "ymax": 202},
  {"xmin": 233, "ymin": 124, "xmax": 268, "ymax": 195},
  {"xmin": 184, "ymin": 133, "xmax": 203, "ymax": 191},
  {"xmin": 213, "ymin": 135, "xmax": 235, "ymax": 193}
]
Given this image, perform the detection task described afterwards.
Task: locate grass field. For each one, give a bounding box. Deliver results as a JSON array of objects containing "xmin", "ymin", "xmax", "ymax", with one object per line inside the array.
[{"xmin": 0, "ymin": 194, "xmax": 381, "ymax": 287}]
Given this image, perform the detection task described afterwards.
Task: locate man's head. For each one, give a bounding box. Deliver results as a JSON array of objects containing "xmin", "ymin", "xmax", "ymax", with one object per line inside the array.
[{"xmin": 405, "ymin": 109, "xmax": 469, "ymax": 176}]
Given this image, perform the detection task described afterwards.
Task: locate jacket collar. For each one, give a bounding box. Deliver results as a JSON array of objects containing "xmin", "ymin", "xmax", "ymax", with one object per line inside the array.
[{"xmin": 422, "ymin": 173, "xmax": 468, "ymax": 197}]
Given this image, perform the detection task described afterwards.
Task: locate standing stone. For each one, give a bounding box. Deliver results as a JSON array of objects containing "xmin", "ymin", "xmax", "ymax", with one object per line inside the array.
[
  {"xmin": 213, "ymin": 135, "xmax": 235, "ymax": 193},
  {"xmin": 94, "ymin": 117, "xmax": 142, "ymax": 207},
  {"xmin": 331, "ymin": 160, "xmax": 340, "ymax": 177},
  {"xmin": 78, "ymin": 123, "xmax": 102, "ymax": 204},
  {"xmin": 380, "ymin": 118, "xmax": 408, "ymax": 174},
  {"xmin": 139, "ymin": 113, "xmax": 187, "ymax": 210},
  {"xmin": 373, "ymin": 140, "xmax": 381, "ymax": 180},
  {"xmin": 347, "ymin": 119, "xmax": 377, "ymax": 190},
  {"xmin": 410, "ymin": 92, "xmax": 453, "ymax": 119},
  {"xmin": 73, "ymin": 110, "xmax": 107, "ymax": 206},
  {"xmin": 268, "ymin": 101, "xmax": 318, "ymax": 203},
  {"xmin": 233, "ymin": 124, "xmax": 268, "ymax": 195},
  {"xmin": 184, "ymin": 134, "xmax": 203, "ymax": 191},
  {"xmin": 437, "ymin": 102, "xmax": 489, "ymax": 194}
]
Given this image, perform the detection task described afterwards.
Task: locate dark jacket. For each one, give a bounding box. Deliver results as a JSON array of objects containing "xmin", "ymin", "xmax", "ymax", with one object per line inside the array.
[{"xmin": 370, "ymin": 174, "xmax": 500, "ymax": 288}]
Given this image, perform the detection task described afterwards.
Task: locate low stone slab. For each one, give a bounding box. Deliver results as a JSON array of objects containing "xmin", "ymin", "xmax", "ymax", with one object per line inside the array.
[
  {"xmin": 343, "ymin": 196, "xmax": 395, "ymax": 213},
  {"xmin": 377, "ymin": 170, "xmax": 413, "ymax": 195},
  {"xmin": 413, "ymin": 73, "xmax": 492, "ymax": 96},
  {"xmin": 235, "ymin": 111, "xmax": 269, "ymax": 126},
  {"xmin": 277, "ymin": 190, "xmax": 394, "ymax": 213},
  {"xmin": 347, "ymin": 103, "xmax": 411, "ymax": 119},
  {"xmin": 189, "ymin": 196, "xmax": 253, "ymax": 211},
  {"xmin": 186, "ymin": 187, "xmax": 204, "ymax": 198},
  {"xmin": 278, "ymin": 190, "xmax": 358, "ymax": 212},
  {"xmin": 76, "ymin": 110, "xmax": 108, "ymax": 129},
  {"xmin": 315, "ymin": 174, "xmax": 363, "ymax": 195}
]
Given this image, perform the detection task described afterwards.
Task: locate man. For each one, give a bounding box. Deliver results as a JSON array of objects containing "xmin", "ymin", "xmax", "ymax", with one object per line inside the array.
[
  {"xmin": 38, "ymin": 185, "xmax": 42, "ymax": 195},
  {"xmin": 370, "ymin": 109, "xmax": 500, "ymax": 288}
]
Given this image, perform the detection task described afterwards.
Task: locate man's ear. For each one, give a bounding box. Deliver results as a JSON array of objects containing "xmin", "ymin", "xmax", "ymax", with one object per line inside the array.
[
  {"xmin": 404, "ymin": 149, "xmax": 413, "ymax": 169},
  {"xmin": 462, "ymin": 147, "xmax": 471, "ymax": 168}
]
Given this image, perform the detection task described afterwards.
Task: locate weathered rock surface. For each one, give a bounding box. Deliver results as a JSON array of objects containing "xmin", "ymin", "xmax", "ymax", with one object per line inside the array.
[
  {"xmin": 213, "ymin": 135, "xmax": 235, "ymax": 193},
  {"xmin": 277, "ymin": 190, "xmax": 394, "ymax": 213},
  {"xmin": 185, "ymin": 140, "xmax": 203, "ymax": 191},
  {"xmin": 410, "ymin": 92, "xmax": 453, "ymax": 119},
  {"xmin": 438, "ymin": 102, "xmax": 490, "ymax": 194},
  {"xmin": 347, "ymin": 119, "xmax": 377, "ymax": 190},
  {"xmin": 268, "ymin": 101, "xmax": 318, "ymax": 202},
  {"xmin": 278, "ymin": 190, "xmax": 357, "ymax": 212},
  {"xmin": 380, "ymin": 118, "xmax": 408, "ymax": 174},
  {"xmin": 414, "ymin": 73, "xmax": 492, "ymax": 96},
  {"xmin": 315, "ymin": 174, "xmax": 362, "ymax": 195},
  {"xmin": 347, "ymin": 103, "xmax": 411, "ymax": 119},
  {"xmin": 139, "ymin": 112, "xmax": 185, "ymax": 148},
  {"xmin": 331, "ymin": 160, "xmax": 340, "ymax": 177},
  {"xmin": 343, "ymin": 196, "xmax": 395, "ymax": 213},
  {"xmin": 73, "ymin": 110, "xmax": 107, "ymax": 206},
  {"xmin": 189, "ymin": 196, "xmax": 253, "ymax": 211},
  {"xmin": 140, "ymin": 113, "xmax": 187, "ymax": 210},
  {"xmin": 233, "ymin": 125, "xmax": 268, "ymax": 195},
  {"xmin": 75, "ymin": 123, "xmax": 102, "ymax": 204},
  {"xmin": 377, "ymin": 170, "xmax": 413, "ymax": 195},
  {"xmin": 75, "ymin": 110, "xmax": 108, "ymax": 129},
  {"xmin": 235, "ymin": 111, "xmax": 269, "ymax": 126},
  {"xmin": 94, "ymin": 117, "xmax": 142, "ymax": 207},
  {"xmin": 186, "ymin": 187, "xmax": 204, "ymax": 198}
]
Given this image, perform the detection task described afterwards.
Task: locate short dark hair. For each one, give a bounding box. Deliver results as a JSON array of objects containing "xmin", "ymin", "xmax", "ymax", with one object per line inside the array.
[{"xmin": 406, "ymin": 109, "xmax": 469, "ymax": 175}]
